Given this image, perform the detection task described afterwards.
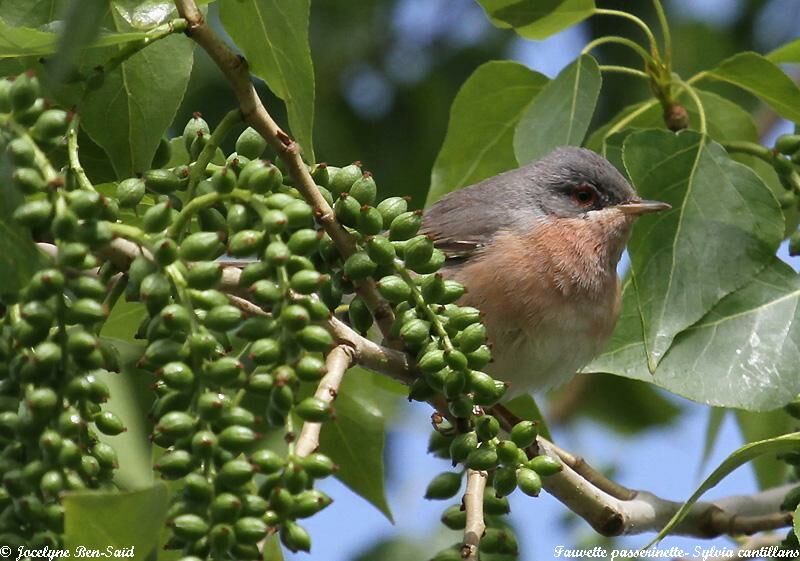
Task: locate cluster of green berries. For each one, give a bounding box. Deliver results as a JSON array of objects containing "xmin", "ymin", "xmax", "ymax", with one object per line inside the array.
[
  {"xmin": 117, "ymin": 114, "xmax": 352, "ymax": 557},
  {"xmin": 770, "ymin": 132, "xmax": 800, "ymax": 255},
  {"xmin": 425, "ymin": 417, "xmax": 561, "ymax": 559},
  {"xmin": 0, "ymin": 73, "xmax": 123, "ymax": 550}
]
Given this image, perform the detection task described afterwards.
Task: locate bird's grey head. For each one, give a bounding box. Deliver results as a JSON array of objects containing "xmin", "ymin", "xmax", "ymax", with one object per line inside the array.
[{"xmin": 519, "ymin": 146, "xmax": 638, "ymax": 219}]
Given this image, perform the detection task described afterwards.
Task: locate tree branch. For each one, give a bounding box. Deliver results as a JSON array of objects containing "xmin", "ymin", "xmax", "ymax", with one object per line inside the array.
[
  {"xmin": 462, "ymin": 469, "xmax": 487, "ymax": 561},
  {"xmin": 171, "ymin": 0, "xmax": 395, "ymax": 339},
  {"xmin": 294, "ymin": 345, "xmax": 356, "ymax": 457}
]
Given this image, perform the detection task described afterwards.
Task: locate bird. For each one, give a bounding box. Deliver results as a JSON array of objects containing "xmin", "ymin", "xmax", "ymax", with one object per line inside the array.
[{"xmin": 421, "ymin": 146, "xmax": 670, "ymax": 394}]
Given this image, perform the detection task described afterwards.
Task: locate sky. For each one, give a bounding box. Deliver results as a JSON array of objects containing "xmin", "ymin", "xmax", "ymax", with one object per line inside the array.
[{"xmin": 286, "ymin": 1, "xmax": 800, "ymax": 559}]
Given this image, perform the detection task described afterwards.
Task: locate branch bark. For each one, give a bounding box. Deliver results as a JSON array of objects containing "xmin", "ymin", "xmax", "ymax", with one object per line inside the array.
[
  {"xmin": 462, "ymin": 469, "xmax": 487, "ymax": 561},
  {"xmin": 294, "ymin": 345, "xmax": 356, "ymax": 457},
  {"xmin": 172, "ymin": 0, "xmax": 395, "ymax": 338}
]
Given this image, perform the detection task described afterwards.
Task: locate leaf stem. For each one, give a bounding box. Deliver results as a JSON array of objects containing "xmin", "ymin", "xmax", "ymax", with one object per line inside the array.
[
  {"xmin": 95, "ymin": 19, "xmax": 188, "ymax": 79},
  {"xmin": 652, "ymin": 0, "xmax": 673, "ymax": 68},
  {"xmin": 582, "ymin": 36, "xmax": 653, "ymax": 65},
  {"xmin": 598, "ymin": 65, "xmax": 649, "ymax": 80},
  {"xmin": 108, "ymin": 223, "xmax": 149, "ymax": 247},
  {"xmin": 166, "ymin": 188, "xmax": 266, "ymax": 239},
  {"xmin": 593, "ymin": 8, "xmax": 660, "ymax": 59},
  {"xmin": 678, "ymin": 77, "xmax": 707, "ymax": 134},
  {"xmin": 66, "ymin": 115, "xmax": 96, "ymax": 192}
]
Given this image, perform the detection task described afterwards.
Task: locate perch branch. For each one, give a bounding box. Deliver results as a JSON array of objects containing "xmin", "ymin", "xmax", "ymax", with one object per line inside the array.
[{"xmin": 172, "ymin": 0, "xmax": 395, "ymax": 338}]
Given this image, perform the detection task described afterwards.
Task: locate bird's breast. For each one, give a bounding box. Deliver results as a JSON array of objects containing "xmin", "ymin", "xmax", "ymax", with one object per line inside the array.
[{"xmin": 446, "ymin": 215, "xmax": 629, "ymax": 392}]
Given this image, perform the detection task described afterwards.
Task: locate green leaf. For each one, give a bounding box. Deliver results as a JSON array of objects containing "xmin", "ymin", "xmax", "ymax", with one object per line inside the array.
[
  {"xmin": 477, "ymin": 0, "xmax": 595, "ymax": 40},
  {"xmin": 504, "ymin": 393, "xmax": 552, "ymax": 441},
  {"xmin": 513, "ymin": 54, "xmax": 601, "ymax": 165},
  {"xmin": 647, "ymin": 432, "xmax": 800, "ymax": 545},
  {"xmin": 572, "ymin": 374, "xmax": 681, "ymax": 435},
  {"xmin": 795, "ymin": 503, "xmax": 800, "ymax": 543},
  {"xmin": 587, "ymin": 259, "xmax": 800, "ymax": 410},
  {"xmin": 0, "ymin": 156, "xmax": 46, "ymax": 300},
  {"xmin": 78, "ymin": 4, "xmax": 194, "ymax": 177},
  {"xmin": 263, "ymin": 534, "xmax": 285, "ymax": 561},
  {"xmin": 705, "ymin": 52, "xmax": 800, "ymax": 123},
  {"xmin": 767, "ymin": 38, "xmax": 800, "ymax": 64},
  {"xmin": 63, "ymin": 483, "xmax": 170, "ymax": 559},
  {"xmin": 319, "ymin": 390, "xmax": 393, "ymax": 521},
  {"xmin": 48, "ymin": 0, "xmax": 108, "ymax": 83},
  {"xmin": 735, "ymin": 409, "xmax": 792, "ymax": 489},
  {"xmin": 0, "ymin": 17, "xmax": 57, "ymax": 56},
  {"xmin": 0, "ymin": 1, "xmax": 63, "ymax": 27},
  {"xmin": 623, "ymin": 130, "xmax": 782, "ymax": 369},
  {"xmin": 96, "ymin": 338, "xmax": 154, "ymax": 490},
  {"xmin": 219, "ymin": 0, "xmax": 315, "ymax": 161},
  {"xmin": 427, "ymin": 61, "xmax": 548, "ymax": 205}
]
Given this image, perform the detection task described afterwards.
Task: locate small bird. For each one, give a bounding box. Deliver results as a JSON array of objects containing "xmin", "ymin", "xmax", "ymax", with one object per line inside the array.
[{"xmin": 422, "ymin": 147, "xmax": 670, "ymax": 394}]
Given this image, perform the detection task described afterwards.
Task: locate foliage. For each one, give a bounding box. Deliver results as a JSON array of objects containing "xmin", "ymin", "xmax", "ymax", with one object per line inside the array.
[{"xmin": 1, "ymin": 0, "xmax": 800, "ymax": 559}]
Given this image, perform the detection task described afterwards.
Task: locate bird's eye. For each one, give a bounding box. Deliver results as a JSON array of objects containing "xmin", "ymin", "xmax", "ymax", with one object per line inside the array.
[{"xmin": 571, "ymin": 184, "xmax": 598, "ymax": 207}]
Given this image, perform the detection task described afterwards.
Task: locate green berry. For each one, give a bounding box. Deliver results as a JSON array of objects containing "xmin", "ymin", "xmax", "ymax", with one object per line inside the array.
[
  {"xmin": 32, "ymin": 109, "xmax": 69, "ymax": 141},
  {"xmin": 348, "ymin": 296, "xmax": 373, "ymax": 334},
  {"xmin": 343, "ymin": 251, "xmax": 377, "ymax": 280},
  {"xmin": 13, "ymin": 199, "xmax": 52, "ymax": 228},
  {"xmin": 171, "ymin": 513, "xmax": 209, "ymax": 541},
  {"xmin": 142, "ymin": 201, "xmax": 172, "ymax": 233},
  {"xmin": 329, "ymin": 163, "xmax": 362, "ymax": 196},
  {"xmin": 449, "ymin": 431, "xmax": 478, "ymax": 463},
  {"xmin": 10, "ymin": 73, "xmax": 38, "ymax": 112},
  {"xmin": 510, "ymin": 421, "xmax": 538, "ymax": 449},
  {"xmin": 93, "ymin": 411, "xmax": 126, "ymax": 435},
  {"xmin": 295, "ymin": 397, "xmax": 332, "ymax": 422},
  {"xmin": 7, "ymin": 137, "xmax": 35, "ymax": 166},
  {"xmin": 424, "ymin": 471, "xmax": 462, "ymax": 500},
  {"xmin": 219, "ymin": 425, "xmax": 258, "ymax": 452},
  {"xmin": 516, "ymin": 467, "xmax": 542, "ymax": 497},
  {"xmin": 389, "ymin": 210, "xmax": 423, "ymax": 241},
  {"xmin": 211, "ymin": 167, "xmax": 236, "ymax": 194},
  {"xmin": 183, "ymin": 113, "xmax": 210, "ymax": 152},
  {"xmin": 12, "ymin": 167, "xmax": 45, "ymax": 194},
  {"xmin": 180, "ymin": 231, "xmax": 225, "ymax": 261},
  {"xmin": 464, "ymin": 446, "xmax": 498, "ymax": 470},
  {"xmin": 296, "ymin": 325, "xmax": 334, "ymax": 352},
  {"xmin": 280, "ymin": 520, "xmax": 311, "ymax": 553},
  {"xmin": 527, "ymin": 455, "xmax": 562, "ymax": 476},
  {"xmin": 349, "ymin": 172, "xmax": 377, "ymax": 205},
  {"xmin": 454, "ymin": 322, "xmax": 486, "ymax": 353},
  {"xmin": 475, "ymin": 415, "xmax": 500, "ymax": 441},
  {"xmin": 296, "ymin": 355, "xmax": 326, "ymax": 382},
  {"xmin": 494, "ymin": 466, "xmax": 518, "ymax": 497},
  {"xmin": 144, "ymin": 168, "xmax": 182, "ymax": 195},
  {"xmin": 334, "ymin": 193, "xmax": 360, "ymax": 227},
  {"xmin": 235, "ymin": 127, "xmax": 267, "ymax": 159},
  {"xmin": 440, "ymin": 505, "xmax": 467, "ymax": 530}
]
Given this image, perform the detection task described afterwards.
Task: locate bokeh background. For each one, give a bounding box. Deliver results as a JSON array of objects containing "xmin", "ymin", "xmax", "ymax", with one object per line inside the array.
[{"xmin": 173, "ymin": 1, "xmax": 800, "ymax": 559}]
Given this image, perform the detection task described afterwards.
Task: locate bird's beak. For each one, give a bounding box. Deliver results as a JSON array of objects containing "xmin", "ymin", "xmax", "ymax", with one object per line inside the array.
[{"xmin": 616, "ymin": 199, "xmax": 671, "ymax": 216}]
